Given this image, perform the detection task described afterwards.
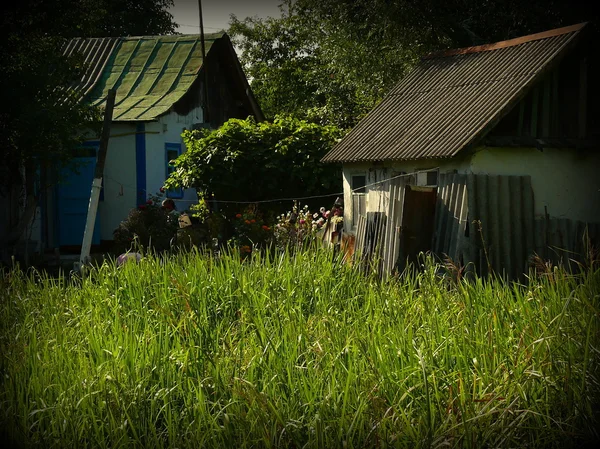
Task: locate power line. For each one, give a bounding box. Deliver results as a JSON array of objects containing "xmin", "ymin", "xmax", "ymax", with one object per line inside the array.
[
  {"xmin": 351, "ymin": 168, "xmax": 440, "ymax": 193},
  {"xmin": 205, "ymin": 192, "xmax": 343, "ymax": 205},
  {"xmin": 201, "ymin": 168, "xmax": 440, "ymax": 205},
  {"xmin": 103, "ymin": 168, "xmax": 439, "ymax": 207}
]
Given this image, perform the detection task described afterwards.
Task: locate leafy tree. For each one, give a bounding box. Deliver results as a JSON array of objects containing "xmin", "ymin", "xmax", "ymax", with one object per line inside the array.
[
  {"xmin": 230, "ymin": 0, "xmax": 598, "ymax": 129},
  {"xmin": 163, "ymin": 116, "xmax": 345, "ymax": 216},
  {"xmin": 0, "ymin": 0, "xmax": 176, "ymax": 256}
]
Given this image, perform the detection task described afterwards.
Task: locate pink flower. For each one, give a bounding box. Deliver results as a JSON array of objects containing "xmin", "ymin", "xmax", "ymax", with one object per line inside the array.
[
  {"xmin": 146, "ymin": 199, "xmax": 153, "ymax": 205},
  {"xmin": 159, "ymin": 187, "xmax": 165, "ymax": 193},
  {"xmin": 299, "ymin": 219, "xmax": 305, "ymax": 224},
  {"xmin": 138, "ymin": 205, "xmax": 147, "ymax": 210}
]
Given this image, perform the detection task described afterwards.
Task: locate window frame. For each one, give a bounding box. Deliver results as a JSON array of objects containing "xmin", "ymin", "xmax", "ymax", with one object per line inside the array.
[
  {"xmin": 350, "ymin": 173, "xmax": 367, "ymax": 229},
  {"xmin": 165, "ymin": 142, "xmax": 184, "ymax": 199},
  {"xmin": 415, "ymin": 168, "xmax": 439, "ymax": 187}
]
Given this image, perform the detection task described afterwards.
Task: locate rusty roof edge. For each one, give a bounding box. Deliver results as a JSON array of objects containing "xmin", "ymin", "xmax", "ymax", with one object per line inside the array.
[
  {"xmin": 423, "ymin": 22, "xmax": 587, "ymax": 60},
  {"xmin": 449, "ymin": 28, "xmax": 584, "ymax": 158}
]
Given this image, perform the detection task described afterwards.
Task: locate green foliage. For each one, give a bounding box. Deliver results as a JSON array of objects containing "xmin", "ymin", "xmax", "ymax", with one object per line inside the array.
[
  {"xmin": 0, "ymin": 0, "xmax": 177, "ymax": 249},
  {"xmin": 1, "ymin": 251, "xmax": 599, "ymax": 447},
  {"xmin": 164, "ymin": 116, "xmax": 345, "ymax": 216},
  {"xmin": 230, "ymin": 206, "xmax": 273, "ymax": 254},
  {"xmin": 229, "ymin": 5, "xmax": 414, "ymax": 129},
  {"xmin": 2, "ymin": 1, "xmax": 176, "ymax": 40},
  {"xmin": 1, "ymin": 0, "xmax": 177, "ymax": 177}
]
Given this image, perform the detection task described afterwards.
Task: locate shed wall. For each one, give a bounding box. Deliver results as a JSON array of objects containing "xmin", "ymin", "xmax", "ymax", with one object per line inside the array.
[
  {"xmin": 470, "ymin": 146, "xmax": 600, "ymax": 223},
  {"xmin": 96, "ymin": 123, "xmax": 137, "ymax": 241}
]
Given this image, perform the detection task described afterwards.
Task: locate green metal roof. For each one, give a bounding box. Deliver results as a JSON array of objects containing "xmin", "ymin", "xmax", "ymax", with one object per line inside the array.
[{"xmin": 68, "ymin": 33, "xmax": 225, "ymax": 121}]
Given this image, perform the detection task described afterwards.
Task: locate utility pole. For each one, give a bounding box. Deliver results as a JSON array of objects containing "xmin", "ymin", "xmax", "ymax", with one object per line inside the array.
[
  {"xmin": 76, "ymin": 88, "xmax": 116, "ymax": 273},
  {"xmin": 198, "ymin": 0, "xmax": 210, "ymax": 124}
]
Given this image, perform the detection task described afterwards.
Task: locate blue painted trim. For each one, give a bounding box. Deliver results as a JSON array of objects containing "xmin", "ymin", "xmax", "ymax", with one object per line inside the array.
[
  {"xmin": 135, "ymin": 123, "xmax": 146, "ymax": 205},
  {"xmin": 165, "ymin": 142, "xmax": 184, "ymax": 199},
  {"xmin": 82, "ymin": 141, "xmax": 103, "ymax": 201}
]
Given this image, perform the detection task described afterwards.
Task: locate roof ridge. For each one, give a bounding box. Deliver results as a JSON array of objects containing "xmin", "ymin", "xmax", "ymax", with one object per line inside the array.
[
  {"xmin": 423, "ymin": 22, "xmax": 586, "ymax": 60},
  {"xmin": 67, "ymin": 31, "xmax": 226, "ymax": 42},
  {"xmin": 120, "ymin": 31, "xmax": 226, "ymax": 40}
]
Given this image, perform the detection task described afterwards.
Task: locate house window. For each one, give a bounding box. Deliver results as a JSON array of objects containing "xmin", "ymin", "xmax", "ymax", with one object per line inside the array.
[
  {"xmin": 351, "ymin": 174, "xmax": 366, "ymax": 228},
  {"xmin": 165, "ymin": 143, "xmax": 183, "ymax": 199},
  {"xmin": 416, "ymin": 169, "xmax": 438, "ymax": 187}
]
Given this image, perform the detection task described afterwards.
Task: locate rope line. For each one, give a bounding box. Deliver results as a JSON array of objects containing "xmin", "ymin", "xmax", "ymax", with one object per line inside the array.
[
  {"xmin": 204, "ymin": 192, "xmax": 344, "ymax": 204},
  {"xmin": 101, "ymin": 168, "xmax": 440, "ymax": 206},
  {"xmin": 187, "ymin": 168, "xmax": 440, "ymax": 205}
]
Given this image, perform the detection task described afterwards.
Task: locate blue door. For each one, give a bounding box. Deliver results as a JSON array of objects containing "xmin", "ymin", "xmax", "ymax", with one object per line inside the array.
[{"xmin": 57, "ymin": 155, "xmax": 101, "ymax": 246}]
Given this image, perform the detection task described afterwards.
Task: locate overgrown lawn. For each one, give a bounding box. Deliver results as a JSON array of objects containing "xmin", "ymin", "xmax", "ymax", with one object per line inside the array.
[{"xmin": 1, "ymin": 248, "xmax": 599, "ymax": 448}]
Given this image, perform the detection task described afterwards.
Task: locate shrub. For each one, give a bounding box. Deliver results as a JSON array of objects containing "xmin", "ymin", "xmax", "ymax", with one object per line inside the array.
[
  {"xmin": 229, "ymin": 205, "xmax": 273, "ymax": 254},
  {"xmin": 163, "ymin": 116, "xmax": 345, "ymax": 219},
  {"xmin": 112, "ymin": 193, "xmax": 178, "ymax": 254}
]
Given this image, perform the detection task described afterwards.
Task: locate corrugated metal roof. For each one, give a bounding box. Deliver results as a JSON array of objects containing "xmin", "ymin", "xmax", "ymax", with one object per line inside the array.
[
  {"xmin": 62, "ymin": 37, "xmax": 120, "ymax": 100},
  {"xmin": 322, "ymin": 23, "xmax": 586, "ymax": 163},
  {"xmin": 65, "ymin": 33, "xmax": 224, "ymax": 121}
]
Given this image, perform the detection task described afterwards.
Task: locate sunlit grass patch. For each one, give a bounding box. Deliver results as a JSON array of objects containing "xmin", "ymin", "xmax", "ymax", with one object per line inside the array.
[{"xmin": 1, "ymin": 247, "xmax": 599, "ymax": 448}]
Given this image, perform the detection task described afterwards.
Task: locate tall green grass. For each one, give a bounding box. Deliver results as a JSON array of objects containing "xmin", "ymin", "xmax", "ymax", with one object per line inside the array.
[{"xmin": 1, "ymin": 248, "xmax": 598, "ymax": 448}]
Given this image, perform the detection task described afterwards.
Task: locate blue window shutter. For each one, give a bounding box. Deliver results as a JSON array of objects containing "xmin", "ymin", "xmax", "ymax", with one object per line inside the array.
[{"xmin": 165, "ymin": 143, "xmax": 183, "ymax": 199}]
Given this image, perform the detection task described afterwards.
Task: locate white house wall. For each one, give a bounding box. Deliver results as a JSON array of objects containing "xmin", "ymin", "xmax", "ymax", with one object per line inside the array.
[
  {"xmin": 470, "ymin": 146, "xmax": 600, "ymax": 223},
  {"xmin": 145, "ymin": 107, "xmax": 203, "ymax": 214},
  {"xmin": 343, "ymin": 158, "xmax": 470, "ymax": 233},
  {"xmin": 97, "ymin": 123, "xmax": 137, "ymax": 241}
]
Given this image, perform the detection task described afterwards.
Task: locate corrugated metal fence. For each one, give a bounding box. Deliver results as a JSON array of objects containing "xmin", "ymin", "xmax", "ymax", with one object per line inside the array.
[{"xmin": 353, "ymin": 173, "xmax": 599, "ymax": 279}]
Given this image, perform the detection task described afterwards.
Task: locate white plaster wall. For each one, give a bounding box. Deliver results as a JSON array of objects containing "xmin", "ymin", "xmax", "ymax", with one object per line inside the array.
[
  {"xmin": 145, "ymin": 107, "xmax": 203, "ymax": 213},
  {"xmin": 470, "ymin": 146, "xmax": 600, "ymax": 223},
  {"xmin": 342, "ymin": 158, "xmax": 470, "ymax": 233},
  {"xmin": 97, "ymin": 123, "xmax": 137, "ymax": 240}
]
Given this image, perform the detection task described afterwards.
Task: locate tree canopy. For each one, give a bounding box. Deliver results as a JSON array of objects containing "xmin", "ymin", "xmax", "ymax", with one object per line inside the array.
[
  {"xmin": 229, "ymin": 0, "xmax": 598, "ymax": 129},
  {"xmin": 0, "ymin": 0, "xmax": 177, "ymax": 250}
]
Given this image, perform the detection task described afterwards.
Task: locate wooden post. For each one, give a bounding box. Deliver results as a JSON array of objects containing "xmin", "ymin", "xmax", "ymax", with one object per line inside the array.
[
  {"xmin": 198, "ymin": 0, "xmax": 210, "ymax": 124},
  {"xmin": 76, "ymin": 89, "xmax": 116, "ymax": 273}
]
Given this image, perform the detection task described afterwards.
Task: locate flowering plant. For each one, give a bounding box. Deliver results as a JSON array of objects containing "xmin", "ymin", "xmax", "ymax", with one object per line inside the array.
[
  {"xmin": 274, "ymin": 201, "xmax": 343, "ymax": 249},
  {"xmin": 229, "ymin": 205, "xmax": 272, "ymax": 255}
]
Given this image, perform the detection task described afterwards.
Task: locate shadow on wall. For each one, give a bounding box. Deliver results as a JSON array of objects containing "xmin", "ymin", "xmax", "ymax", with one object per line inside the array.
[{"xmin": 349, "ymin": 172, "xmax": 600, "ymax": 280}]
